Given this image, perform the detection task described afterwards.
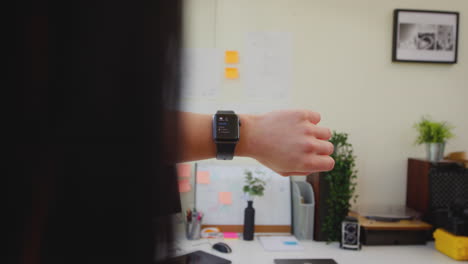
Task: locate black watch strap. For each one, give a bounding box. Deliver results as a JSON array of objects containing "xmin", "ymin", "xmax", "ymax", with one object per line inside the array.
[
  {"xmin": 215, "ymin": 110, "xmax": 237, "ymax": 160},
  {"xmin": 216, "ymin": 143, "xmax": 236, "ymax": 160},
  {"xmin": 217, "ymin": 110, "xmax": 235, "ymax": 114}
]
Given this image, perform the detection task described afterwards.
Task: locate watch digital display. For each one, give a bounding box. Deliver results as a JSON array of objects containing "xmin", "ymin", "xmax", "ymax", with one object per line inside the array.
[{"xmin": 213, "ymin": 114, "xmax": 239, "ymax": 141}]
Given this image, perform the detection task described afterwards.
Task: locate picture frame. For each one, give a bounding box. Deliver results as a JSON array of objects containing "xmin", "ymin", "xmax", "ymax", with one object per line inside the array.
[{"xmin": 392, "ymin": 9, "xmax": 459, "ymax": 64}]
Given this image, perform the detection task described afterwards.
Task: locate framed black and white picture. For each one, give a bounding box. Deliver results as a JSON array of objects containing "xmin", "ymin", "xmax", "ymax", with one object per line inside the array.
[{"xmin": 392, "ymin": 9, "xmax": 459, "ymax": 64}]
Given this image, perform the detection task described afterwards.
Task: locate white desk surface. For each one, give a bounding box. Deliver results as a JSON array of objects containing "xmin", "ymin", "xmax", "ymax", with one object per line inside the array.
[{"xmin": 174, "ymin": 234, "xmax": 459, "ymax": 264}]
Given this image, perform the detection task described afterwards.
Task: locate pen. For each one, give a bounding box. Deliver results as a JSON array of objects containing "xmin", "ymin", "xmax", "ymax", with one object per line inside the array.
[{"xmin": 193, "ymin": 163, "xmax": 198, "ymax": 213}]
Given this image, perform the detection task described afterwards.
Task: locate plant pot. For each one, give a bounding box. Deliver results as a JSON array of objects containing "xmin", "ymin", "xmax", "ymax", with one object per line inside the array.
[
  {"xmin": 426, "ymin": 142, "xmax": 445, "ymax": 162},
  {"xmin": 243, "ymin": 200, "xmax": 255, "ymax": 241}
]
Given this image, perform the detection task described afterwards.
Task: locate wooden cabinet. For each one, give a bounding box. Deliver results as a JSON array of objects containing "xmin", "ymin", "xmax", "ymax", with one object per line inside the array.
[{"xmin": 406, "ymin": 158, "xmax": 460, "ymax": 218}]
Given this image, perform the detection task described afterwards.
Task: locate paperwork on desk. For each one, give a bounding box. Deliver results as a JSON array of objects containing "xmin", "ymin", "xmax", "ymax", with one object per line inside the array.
[{"xmin": 258, "ymin": 236, "xmax": 303, "ymax": 251}]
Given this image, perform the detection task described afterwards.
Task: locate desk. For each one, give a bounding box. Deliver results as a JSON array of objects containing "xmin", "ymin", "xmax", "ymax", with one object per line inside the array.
[{"xmin": 173, "ymin": 234, "xmax": 458, "ymax": 264}]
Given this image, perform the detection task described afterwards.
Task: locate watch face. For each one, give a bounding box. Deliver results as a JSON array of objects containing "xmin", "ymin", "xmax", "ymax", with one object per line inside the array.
[{"xmin": 213, "ymin": 114, "xmax": 239, "ymax": 142}]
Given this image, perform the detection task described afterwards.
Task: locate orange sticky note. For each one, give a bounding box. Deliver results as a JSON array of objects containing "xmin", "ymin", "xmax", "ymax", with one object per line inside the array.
[
  {"xmin": 218, "ymin": 192, "xmax": 232, "ymax": 205},
  {"xmin": 225, "ymin": 50, "xmax": 239, "ymax": 64},
  {"xmin": 177, "ymin": 163, "xmax": 192, "ymax": 178},
  {"xmin": 178, "ymin": 179, "xmax": 191, "ymax": 193},
  {"xmin": 225, "ymin": 68, "xmax": 239, "ymax": 79},
  {"xmin": 196, "ymin": 171, "xmax": 210, "ymax": 184}
]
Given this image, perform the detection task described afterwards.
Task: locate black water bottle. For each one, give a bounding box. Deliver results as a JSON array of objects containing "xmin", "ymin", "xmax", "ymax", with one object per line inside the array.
[{"xmin": 243, "ymin": 200, "xmax": 255, "ymax": 240}]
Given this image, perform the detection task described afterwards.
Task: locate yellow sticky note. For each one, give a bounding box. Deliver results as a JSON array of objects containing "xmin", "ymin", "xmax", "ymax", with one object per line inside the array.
[
  {"xmin": 225, "ymin": 68, "xmax": 239, "ymax": 79},
  {"xmin": 219, "ymin": 192, "xmax": 232, "ymax": 205},
  {"xmin": 225, "ymin": 50, "xmax": 239, "ymax": 64},
  {"xmin": 197, "ymin": 171, "xmax": 210, "ymax": 184},
  {"xmin": 176, "ymin": 163, "xmax": 192, "ymax": 178},
  {"xmin": 178, "ymin": 179, "xmax": 191, "ymax": 193}
]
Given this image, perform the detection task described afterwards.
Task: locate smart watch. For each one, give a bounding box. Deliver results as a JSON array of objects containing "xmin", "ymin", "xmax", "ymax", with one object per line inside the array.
[{"xmin": 212, "ymin": 110, "xmax": 240, "ymax": 160}]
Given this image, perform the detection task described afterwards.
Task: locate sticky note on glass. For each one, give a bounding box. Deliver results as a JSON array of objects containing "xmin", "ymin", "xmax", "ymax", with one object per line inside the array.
[
  {"xmin": 225, "ymin": 68, "xmax": 239, "ymax": 79},
  {"xmin": 196, "ymin": 171, "xmax": 210, "ymax": 184},
  {"xmin": 176, "ymin": 163, "xmax": 192, "ymax": 178},
  {"xmin": 178, "ymin": 179, "xmax": 191, "ymax": 193},
  {"xmin": 219, "ymin": 192, "xmax": 232, "ymax": 205},
  {"xmin": 225, "ymin": 50, "xmax": 239, "ymax": 64}
]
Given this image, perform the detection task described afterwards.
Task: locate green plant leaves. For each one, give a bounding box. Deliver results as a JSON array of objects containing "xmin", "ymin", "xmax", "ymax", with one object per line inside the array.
[
  {"xmin": 414, "ymin": 116, "xmax": 454, "ymax": 144},
  {"xmin": 322, "ymin": 131, "xmax": 358, "ymax": 242},
  {"xmin": 243, "ymin": 170, "xmax": 266, "ymax": 197}
]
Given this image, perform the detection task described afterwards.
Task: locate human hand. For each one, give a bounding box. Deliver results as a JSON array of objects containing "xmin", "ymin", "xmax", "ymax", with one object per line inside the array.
[{"xmin": 237, "ymin": 110, "xmax": 334, "ymax": 176}]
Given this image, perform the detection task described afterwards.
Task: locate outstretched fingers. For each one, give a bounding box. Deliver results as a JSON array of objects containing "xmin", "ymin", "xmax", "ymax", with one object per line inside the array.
[
  {"xmin": 303, "ymin": 155, "xmax": 335, "ymax": 172},
  {"xmin": 305, "ymin": 110, "xmax": 321, "ymax": 125}
]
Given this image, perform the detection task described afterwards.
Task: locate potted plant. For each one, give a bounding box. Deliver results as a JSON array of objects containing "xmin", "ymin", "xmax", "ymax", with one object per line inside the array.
[
  {"xmin": 242, "ymin": 170, "xmax": 266, "ymax": 240},
  {"xmin": 414, "ymin": 116, "xmax": 454, "ymax": 161},
  {"xmin": 322, "ymin": 131, "xmax": 358, "ymax": 242}
]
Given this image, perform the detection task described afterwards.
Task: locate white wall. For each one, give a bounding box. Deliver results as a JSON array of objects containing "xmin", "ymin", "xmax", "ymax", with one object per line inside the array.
[{"xmin": 182, "ymin": 0, "xmax": 468, "ymax": 207}]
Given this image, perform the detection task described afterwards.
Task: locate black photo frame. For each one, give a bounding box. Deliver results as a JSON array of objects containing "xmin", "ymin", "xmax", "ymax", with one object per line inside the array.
[{"xmin": 392, "ymin": 9, "xmax": 459, "ymax": 64}]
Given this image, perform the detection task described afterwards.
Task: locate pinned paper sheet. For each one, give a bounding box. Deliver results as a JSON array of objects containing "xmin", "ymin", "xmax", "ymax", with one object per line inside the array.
[
  {"xmin": 225, "ymin": 68, "xmax": 239, "ymax": 79},
  {"xmin": 218, "ymin": 192, "xmax": 232, "ymax": 205},
  {"xmin": 177, "ymin": 163, "xmax": 192, "ymax": 178},
  {"xmin": 178, "ymin": 179, "xmax": 191, "ymax": 193},
  {"xmin": 182, "ymin": 48, "xmax": 222, "ymax": 98},
  {"xmin": 196, "ymin": 171, "xmax": 210, "ymax": 184},
  {"xmin": 225, "ymin": 51, "xmax": 239, "ymax": 64},
  {"xmin": 244, "ymin": 32, "xmax": 292, "ymax": 100}
]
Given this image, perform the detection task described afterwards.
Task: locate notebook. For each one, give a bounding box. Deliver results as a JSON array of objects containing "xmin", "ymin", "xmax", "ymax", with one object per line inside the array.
[{"xmin": 274, "ymin": 259, "xmax": 337, "ymax": 264}]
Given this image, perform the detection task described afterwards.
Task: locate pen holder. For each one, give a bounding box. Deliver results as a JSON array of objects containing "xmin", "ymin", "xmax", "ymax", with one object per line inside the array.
[{"xmin": 186, "ymin": 219, "xmax": 202, "ymax": 240}]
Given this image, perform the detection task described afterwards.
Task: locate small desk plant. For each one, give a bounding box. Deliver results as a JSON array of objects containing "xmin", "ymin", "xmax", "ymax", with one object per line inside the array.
[
  {"xmin": 242, "ymin": 170, "xmax": 266, "ymax": 241},
  {"xmin": 414, "ymin": 116, "xmax": 454, "ymax": 161}
]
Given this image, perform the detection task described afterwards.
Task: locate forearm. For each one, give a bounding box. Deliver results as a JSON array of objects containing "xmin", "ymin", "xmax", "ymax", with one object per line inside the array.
[
  {"xmin": 177, "ymin": 110, "xmax": 334, "ymax": 176},
  {"xmin": 177, "ymin": 112, "xmax": 213, "ymax": 162}
]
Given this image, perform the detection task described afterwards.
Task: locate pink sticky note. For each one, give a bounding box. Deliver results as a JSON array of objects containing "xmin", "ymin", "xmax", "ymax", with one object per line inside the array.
[
  {"xmin": 197, "ymin": 171, "xmax": 210, "ymax": 184},
  {"xmin": 178, "ymin": 179, "xmax": 191, "ymax": 193},
  {"xmin": 218, "ymin": 192, "xmax": 232, "ymax": 205},
  {"xmin": 223, "ymin": 232, "xmax": 239, "ymax": 239},
  {"xmin": 177, "ymin": 163, "xmax": 191, "ymax": 178}
]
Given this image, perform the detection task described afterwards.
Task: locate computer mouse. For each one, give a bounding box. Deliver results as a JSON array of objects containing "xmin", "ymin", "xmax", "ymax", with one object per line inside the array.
[{"xmin": 212, "ymin": 242, "xmax": 232, "ymax": 253}]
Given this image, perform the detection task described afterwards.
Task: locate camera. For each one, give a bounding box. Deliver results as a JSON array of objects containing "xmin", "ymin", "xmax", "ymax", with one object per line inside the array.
[{"xmin": 340, "ymin": 216, "xmax": 361, "ymax": 250}]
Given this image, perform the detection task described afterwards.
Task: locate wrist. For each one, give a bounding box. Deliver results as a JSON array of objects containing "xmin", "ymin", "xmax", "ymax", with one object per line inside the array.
[{"xmin": 235, "ymin": 114, "xmax": 257, "ymax": 158}]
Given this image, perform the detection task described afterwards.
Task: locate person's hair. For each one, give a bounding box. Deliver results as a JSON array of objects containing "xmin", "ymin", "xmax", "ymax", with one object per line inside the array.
[{"xmin": 7, "ymin": 1, "xmax": 182, "ymax": 263}]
